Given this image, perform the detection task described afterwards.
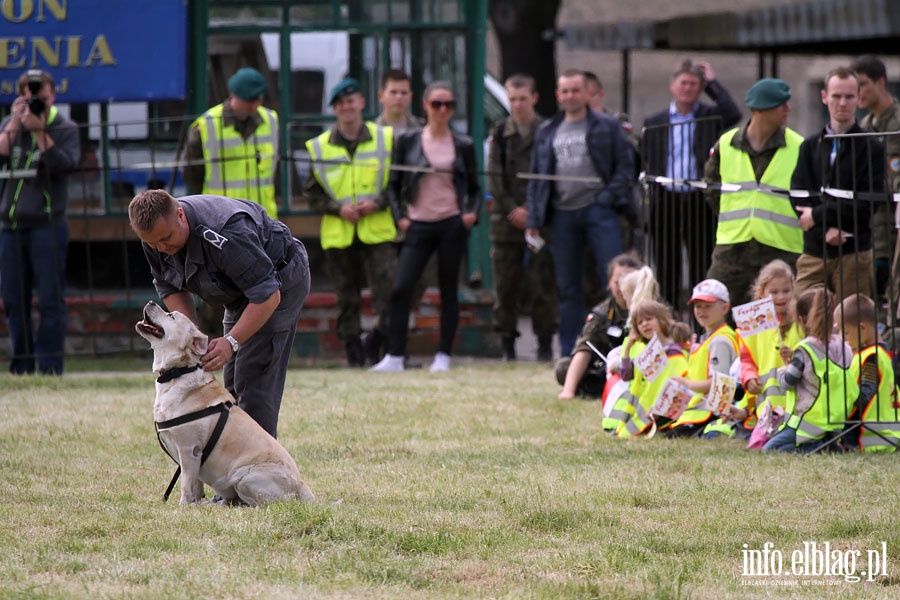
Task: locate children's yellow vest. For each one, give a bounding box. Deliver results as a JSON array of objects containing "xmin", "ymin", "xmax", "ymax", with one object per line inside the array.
[
  {"xmin": 617, "ymin": 346, "xmax": 688, "ymax": 437},
  {"xmin": 603, "ymin": 341, "xmax": 645, "ymax": 432},
  {"xmin": 671, "ymin": 324, "xmax": 738, "ymax": 428},
  {"xmin": 784, "ymin": 339, "xmax": 858, "ymax": 445},
  {"xmin": 853, "ymin": 344, "xmax": 900, "ymax": 452}
]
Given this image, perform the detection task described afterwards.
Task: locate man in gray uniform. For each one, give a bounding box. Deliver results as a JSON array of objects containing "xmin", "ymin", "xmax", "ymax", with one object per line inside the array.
[{"xmin": 128, "ymin": 190, "xmax": 310, "ymax": 438}]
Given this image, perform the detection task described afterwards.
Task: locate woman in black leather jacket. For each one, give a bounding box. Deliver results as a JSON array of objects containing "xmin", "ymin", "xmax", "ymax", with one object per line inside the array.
[{"xmin": 371, "ymin": 81, "xmax": 483, "ymax": 372}]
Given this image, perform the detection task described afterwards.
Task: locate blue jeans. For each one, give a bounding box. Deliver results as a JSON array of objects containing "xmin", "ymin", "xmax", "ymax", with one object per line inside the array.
[
  {"xmin": 0, "ymin": 222, "xmax": 69, "ymax": 375},
  {"xmin": 761, "ymin": 426, "xmax": 809, "ymax": 453},
  {"xmin": 551, "ymin": 203, "xmax": 623, "ymax": 356}
]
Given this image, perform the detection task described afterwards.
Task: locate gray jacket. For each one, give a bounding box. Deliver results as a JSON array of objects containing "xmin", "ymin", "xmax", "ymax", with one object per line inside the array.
[{"xmin": 0, "ymin": 108, "xmax": 79, "ymax": 229}]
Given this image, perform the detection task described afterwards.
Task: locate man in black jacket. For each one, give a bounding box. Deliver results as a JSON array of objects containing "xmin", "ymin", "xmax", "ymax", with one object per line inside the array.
[
  {"xmin": 791, "ymin": 66, "xmax": 886, "ymax": 300},
  {"xmin": 640, "ymin": 60, "xmax": 741, "ymax": 308}
]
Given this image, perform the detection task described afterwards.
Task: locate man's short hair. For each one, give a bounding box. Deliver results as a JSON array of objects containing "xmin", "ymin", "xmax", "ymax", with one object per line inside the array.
[
  {"xmin": 583, "ymin": 71, "xmax": 602, "ymax": 91},
  {"xmin": 672, "ymin": 59, "xmax": 704, "ymax": 83},
  {"xmin": 129, "ymin": 190, "xmax": 178, "ymax": 233},
  {"xmin": 850, "ymin": 55, "xmax": 887, "ymax": 83},
  {"xmin": 504, "ymin": 73, "xmax": 535, "ymax": 92},
  {"xmin": 559, "ymin": 68, "xmax": 586, "ymax": 85},
  {"xmin": 824, "ymin": 65, "xmax": 859, "ymax": 90},
  {"xmin": 17, "ymin": 69, "xmax": 54, "ymax": 95},
  {"xmin": 381, "ymin": 69, "xmax": 411, "ymax": 89}
]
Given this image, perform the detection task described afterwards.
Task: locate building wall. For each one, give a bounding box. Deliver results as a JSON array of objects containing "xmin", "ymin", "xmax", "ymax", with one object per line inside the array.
[{"xmin": 487, "ymin": 0, "xmax": 900, "ymax": 138}]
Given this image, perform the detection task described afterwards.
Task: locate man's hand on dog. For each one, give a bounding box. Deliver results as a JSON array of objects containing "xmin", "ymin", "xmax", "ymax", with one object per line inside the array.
[{"xmin": 201, "ymin": 337, "xmax": 234, "ymax": 371}]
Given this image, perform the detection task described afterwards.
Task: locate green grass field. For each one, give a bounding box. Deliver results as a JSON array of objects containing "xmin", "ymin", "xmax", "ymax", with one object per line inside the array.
[{"xmin": 2, "ymin": 360, "xmax": 899, "ymax": 599}]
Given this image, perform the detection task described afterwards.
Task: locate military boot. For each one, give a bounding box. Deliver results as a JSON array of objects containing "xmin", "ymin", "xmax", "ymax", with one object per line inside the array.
[
  {"xmin": 361, "ymin": 329, "xmax": 384, "ymax": 366},
  {"xmin": 537, "ymin": 336, "xmax": 554, "ymax": 362},
  {"xmin": 501, "ymin": 336, "xmax": 516, "ymax": 362},
  {"xmin": 345, "ymin": 336, "xmax": 365, "ymax": 368}
]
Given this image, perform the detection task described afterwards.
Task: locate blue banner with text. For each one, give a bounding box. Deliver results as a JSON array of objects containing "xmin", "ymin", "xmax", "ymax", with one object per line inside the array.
[{"xmin": 0, "ymin": 0, "xmax": 187, "ymax": 103}]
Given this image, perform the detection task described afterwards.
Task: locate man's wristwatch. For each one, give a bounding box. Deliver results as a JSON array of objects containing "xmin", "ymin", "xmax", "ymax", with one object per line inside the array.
[{"xmin": 224, "ymin": 334, "xmax": 240, "ymax": 353}]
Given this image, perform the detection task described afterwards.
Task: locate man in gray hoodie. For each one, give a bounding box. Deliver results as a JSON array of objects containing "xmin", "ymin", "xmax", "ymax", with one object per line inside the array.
[{"xmin": 0, "ymin": 69, "xmax": 79, "ymax": 375}]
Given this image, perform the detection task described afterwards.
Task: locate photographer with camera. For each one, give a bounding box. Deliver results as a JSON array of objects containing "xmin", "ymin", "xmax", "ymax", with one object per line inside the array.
[{"xmin": 0, "ymin": 69, "xmax": 80, "ymax": 375}]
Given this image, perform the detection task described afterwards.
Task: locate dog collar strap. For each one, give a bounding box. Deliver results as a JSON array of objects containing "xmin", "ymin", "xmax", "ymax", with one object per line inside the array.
[{"xmin": 157, "ymin": 364, "xmax": 201, "ymax": 384}]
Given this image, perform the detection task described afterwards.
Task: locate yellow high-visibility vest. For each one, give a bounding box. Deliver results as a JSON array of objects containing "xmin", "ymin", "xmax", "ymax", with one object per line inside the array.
[
  {"xmin": 716, "ymin": 127, "xmax": 803, "ymax": 252},
  {"xmin": 194, "ymin": 103, "xmax": 279, "ymax": 218},
  {"xmin": 603, "ymin": 341, "xmax": 645, "ymax": 432},
  {"xmin": 784, "ymin": 340, "xmax": 858, "ymax": 444},
  {"xmin": 306, "ymin": 123, "xmax": 396, "ymax": 249},
  {"xmin": 617, "ymin": 346, "xmax": 688, "ymax": 437},
  {"xmin": 671, "ymin": 324, "xmax": 738, "ymax": 427},
  {"xmin": 854, "ymin": 344, "xmax": 900, "ymax": 452}
]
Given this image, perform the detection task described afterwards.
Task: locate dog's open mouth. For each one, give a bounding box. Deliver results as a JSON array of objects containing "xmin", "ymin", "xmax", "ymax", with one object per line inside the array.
[{"xmin": 136, "ymin": 307, "xmax": 164, "ymax": 339}]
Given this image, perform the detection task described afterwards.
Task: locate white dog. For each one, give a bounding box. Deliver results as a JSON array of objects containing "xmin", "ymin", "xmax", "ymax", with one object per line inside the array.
[{"xmin": 136, "ymin": 300, "xmax": 315, "ymax": 506}]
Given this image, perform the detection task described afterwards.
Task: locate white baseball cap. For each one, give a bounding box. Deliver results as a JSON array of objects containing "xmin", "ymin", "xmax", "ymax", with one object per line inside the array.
[{"xmin": 689, "ymin": 279, "xmax": 730, "ymax": 304}]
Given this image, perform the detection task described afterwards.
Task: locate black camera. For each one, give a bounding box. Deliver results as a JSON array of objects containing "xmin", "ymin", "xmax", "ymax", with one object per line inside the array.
[{"xmin": 24, "ymin": 70, "xmax": 46, "ymax": 115}]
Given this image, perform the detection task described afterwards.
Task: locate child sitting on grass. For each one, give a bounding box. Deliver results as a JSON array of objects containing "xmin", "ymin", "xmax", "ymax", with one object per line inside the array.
[
  {"xmin": 835, "ymin": 293, "xmax": 899, "ymax": 452},
  {"xmin": 762, "ymin": 287, "xmax": 857, "ymax": 453},
  {"xmin": 706, "ymin": 259, "xmax": 801, "ymax": 439},
  {"xmin": 613, "ymin": 299, "xmax": 689, "ymax": 437},
  {"xmin": 668, "ymin": 279, "xmax": 739, "ymax": 438}
]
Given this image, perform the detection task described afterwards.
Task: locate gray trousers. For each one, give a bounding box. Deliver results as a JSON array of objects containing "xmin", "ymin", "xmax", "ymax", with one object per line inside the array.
[{"xmin": 223, "ymin": 244, "xmax": 310, "ymax": 438}]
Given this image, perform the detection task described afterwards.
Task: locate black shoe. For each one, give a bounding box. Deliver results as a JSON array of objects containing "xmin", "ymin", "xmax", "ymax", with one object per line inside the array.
[
  {"xmin": 361, "ymin": 330, "xmax": 384, "ymax": 366},
  {"xmin": 501, "ymin": 336, "xmax": 516, "ymax": 362},
  {"xmin": 537, "ymin": 336, "xmax": 553, "ymax": 362},
  {"xmin": 345, "ymin": 337, "xmax": 365, "ymax": 368}
]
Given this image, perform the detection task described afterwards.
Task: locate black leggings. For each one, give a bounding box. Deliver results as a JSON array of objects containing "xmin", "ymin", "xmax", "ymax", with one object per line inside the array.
[{"xmin": 386, "ymin": 215, "xmax": 467, "ymax": 356}]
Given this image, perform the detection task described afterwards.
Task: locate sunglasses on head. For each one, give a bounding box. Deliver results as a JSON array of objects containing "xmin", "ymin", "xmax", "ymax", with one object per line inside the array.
[{"xmin": 429, "ymin": 99, "xmax": 456, "ymax": 110}]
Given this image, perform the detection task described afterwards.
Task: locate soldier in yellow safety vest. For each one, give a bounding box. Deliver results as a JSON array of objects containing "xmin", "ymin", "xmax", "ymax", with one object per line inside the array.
[
  {"xmin": 304, "ymin": 78, "xmax": 397, "ymax": 367},
  {"xmin": 704, "ymin": 78, "xmax": 804, "ymax": 308},
  {"xmin": 183, "ymin": 68, "xmax": 282, "ymax": 219}
]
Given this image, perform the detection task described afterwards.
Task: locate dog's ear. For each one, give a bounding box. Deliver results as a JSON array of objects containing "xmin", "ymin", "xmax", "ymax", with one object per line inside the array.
[{"xmin": 192, "ymin": 333, "xmax": 209, "ymax": 356}]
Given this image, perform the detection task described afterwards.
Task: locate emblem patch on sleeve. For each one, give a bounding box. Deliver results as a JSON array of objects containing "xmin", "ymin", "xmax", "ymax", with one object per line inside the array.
[
  {"xmin": 200, "ymin": 227, "xmax": 228, "ymax": 249},
  {"xmin": 889, "ymin": 156, "xmax": 900, "ymax": 174}
]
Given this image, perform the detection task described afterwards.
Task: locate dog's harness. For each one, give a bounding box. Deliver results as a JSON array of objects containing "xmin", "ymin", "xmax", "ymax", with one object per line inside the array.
[{"xmin": 153, "ymin": 364, "xmax": 233, "ymax": 502}]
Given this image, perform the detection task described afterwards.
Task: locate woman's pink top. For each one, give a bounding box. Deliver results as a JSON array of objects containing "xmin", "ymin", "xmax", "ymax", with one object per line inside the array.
[{"xmin": 410, "ymin": 130, "xmax": 459, "ymax": 222}]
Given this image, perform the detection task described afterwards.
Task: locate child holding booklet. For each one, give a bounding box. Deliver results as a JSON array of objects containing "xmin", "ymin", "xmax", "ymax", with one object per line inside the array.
[
  {"xmin": 706, "ymin": 259, "xmax": 801, "ymax": 439},
  {"xmin": 668, "ymin": 279, "xmax": 739, "ymax": 437},
  {"xmin": 835, "ymin": 294, "xmax": 899, "ymax": 452},
  {"xmin": 613, "ymin": 300, "xmax": 689, "ymax": 437},
  {"xmin": 762, "ymin": 287, "xmax": 857, "ymax": 453}
]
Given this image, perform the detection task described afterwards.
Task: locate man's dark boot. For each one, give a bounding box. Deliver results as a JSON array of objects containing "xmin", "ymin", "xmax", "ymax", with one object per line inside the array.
[
  {"xmin": 537, "ymin": 336, "xmax": 553, "ymax": 362},
  {"xmin": 361, "ymin": 329, "xmax": 384, "ymax": 366},
  {"xmin": 501, "ymin": 336, "xmax": 516, "ymax": 361},
  {"xmin": 345, "ymin": 336, "xmax": 365, "ymax": 367}
]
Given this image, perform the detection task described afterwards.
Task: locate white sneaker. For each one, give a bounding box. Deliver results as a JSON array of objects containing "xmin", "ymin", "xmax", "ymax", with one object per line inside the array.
[
  {"xmin": 429, "ymin": 352, "xmax": 451, "ymax": 372},
  {"xmin": 370, "ymin": 354, "xmax": 405, "ymax": 372}
]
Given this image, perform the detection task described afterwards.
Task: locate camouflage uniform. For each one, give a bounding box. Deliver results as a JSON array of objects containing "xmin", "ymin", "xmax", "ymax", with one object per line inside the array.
[
  {"xmin": 554, "ymin": 296, "xmax": 628, "ymax": 397},
  {"xmin": 704, "ymin": 123, "xmax": 801, "ymax": 308},
  {"xmin": 861, "ymin": 99, "xmax": 900, "ymax": 304},
  {"xmin": 487, "ymin": 116, "xmax": 557, "ymax": 348},
  {"xmin": 304, "ymin": 124, "xmax": 396, "ymax": 362}
]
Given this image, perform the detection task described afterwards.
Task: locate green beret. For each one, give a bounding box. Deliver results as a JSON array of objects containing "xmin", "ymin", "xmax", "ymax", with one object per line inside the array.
[
  {"xmin": 328, "ymin": 78, "xmax": 361, "ymax": 106},
  {"xmin": 228, "ymin": 68, "xmax": 267, "ymax": 101},
  {"xmin": 745, "ymin": 78, "xmax": 791, "ymax": 110}
]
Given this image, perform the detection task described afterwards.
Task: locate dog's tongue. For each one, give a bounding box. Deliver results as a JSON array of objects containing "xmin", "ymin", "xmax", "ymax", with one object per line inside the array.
[{"xmin": 137, "ymin": 319, "xmax": 163, "ymax": 338}]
